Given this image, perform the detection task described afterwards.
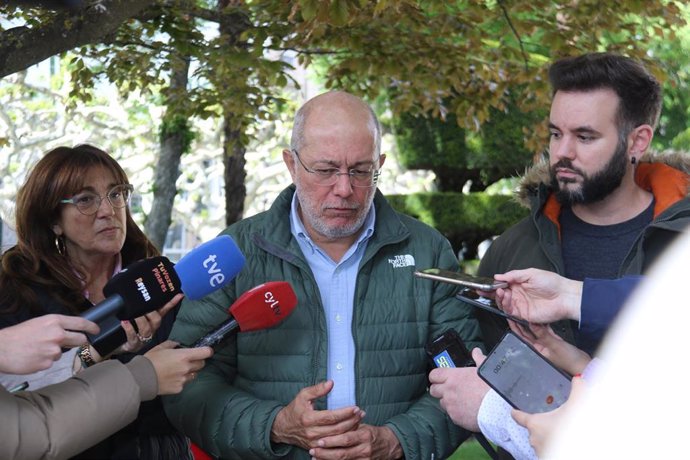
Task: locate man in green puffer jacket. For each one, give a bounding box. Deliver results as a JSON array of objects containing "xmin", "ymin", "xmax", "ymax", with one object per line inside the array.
[
  {"xmin": 475, "ymin": 53, "xmax": 690, "ymax": 355},
  {"xmin": 163, "ymin": 91, "xmax": 483, "ymax": 459}
]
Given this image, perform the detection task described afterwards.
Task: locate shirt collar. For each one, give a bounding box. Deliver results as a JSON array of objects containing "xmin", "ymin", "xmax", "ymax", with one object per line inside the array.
[{"xmin": 80, "ymin": 253, "xmax": 123, "ymax": 301}]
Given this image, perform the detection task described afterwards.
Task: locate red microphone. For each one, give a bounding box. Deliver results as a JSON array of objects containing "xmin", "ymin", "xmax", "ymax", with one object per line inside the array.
[{"xmin": 191, "ymin": 281, "xmax": 297, "ymax": 348}]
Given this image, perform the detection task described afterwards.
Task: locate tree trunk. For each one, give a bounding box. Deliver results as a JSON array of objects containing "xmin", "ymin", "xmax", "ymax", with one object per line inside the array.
[
  {"xmin": 223, "ymin": 121, "xmax": 247, "ymax": 226},
  {"xmin": 218, "ymin": 0, "xmax": 250, "ymax": 227},
  {"xmin": 144, "ymin": 56, "xmax": 190, "ymax": 251}
]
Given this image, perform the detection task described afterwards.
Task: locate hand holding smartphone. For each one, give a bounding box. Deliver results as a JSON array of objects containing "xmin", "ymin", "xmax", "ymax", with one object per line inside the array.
[
  {"xmin": 478, "ymin": 331, "xmax": 572, "ymax": 414},
  {"xmin": 425, "ymin": 328, "xmax": 474, "ymax": 368},
  {"xmin": 416, "ymin": 269, "xmax": 535, "ymax": 336},
  {"xmin": 426, "ymin": 329, "xmax": 500, "ymax": 459}
]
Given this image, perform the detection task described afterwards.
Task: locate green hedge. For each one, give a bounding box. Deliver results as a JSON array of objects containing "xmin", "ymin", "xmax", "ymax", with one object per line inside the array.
[{"xmin": 387, "ymin": 192, "xmax": 528, "ymax": 258}]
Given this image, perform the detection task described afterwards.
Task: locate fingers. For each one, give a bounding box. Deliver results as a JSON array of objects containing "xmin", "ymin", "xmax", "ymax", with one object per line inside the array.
[
  {"xmin": 511, "ymin": 408, "xmax": 529, "ymax": 428},
  {"xmin": 271, "ymin": 381, "xmax": 363, "ymax": 448},
  {"xmin": 428, "ymin": 366, "xmax": 451, "ymax": 385},
  {"xmin": 309, "ymin": 424, "xmax": 401, "ymax": 460},
  {"xmin": 157, "ymin": 293, "xmax": 183, "ymax": 317},
  {"xmin": 308, "ymin": 405, "xmax": 363, "ymax": 428},
  {"xmin": 494, "ymin": 287, "xmax": 506, "ymax": 309},
  {"xmin": 309, "ymin": 428, "xmax": 370, "ymax": 458},
  {"xmin": 39, "ymin": 315, "xmax": 99, "ymax": 349},
  {"xmin": 317, "ymin": 407, "xmax": 366, "ymax": 438},
  {"xmin": 508, "ymin": 320, "xmax": 538, "ymax": 343},
  {"xmin": 146, "ymin": 345, "xmax": 213, "ymax": 395},
  {"xmin": 56, "ymin": 315, "xmax": 100, "ymax": 335},
  {"xmin": 117, "ymin": 320, "xmax": 145, "ymax": 354},
  {"xmin": 498, "ymin": 288, "xmax": 513, "ymax": 313},
  {"xmin": 149, "ymin": 341, "xmax": 213, "ymax": 362},
  {"xmin": 120, "ymin": 319, "xmax": 136, "ymax": 337},
  {"xmin": 495, "ymin": 268, "xmax": 531, "ymax": 284},
  {"xmin": 130, "ymin": 314, "xmax": 156, "ymax": 341},
  {"xmin": 300, "ymin": 379, "xmax": 335, "ymax": 401},
  {"xmin": 180, "ymin": 344, "xmax": 214, "ymax": 363},
  {"xmin": 126, "ymin": 293, "xmax": 183, "ymax": 345},
  {"xmin": 428, "ymin": 370, "xmax": 448, "ymax": 399},
  {"xmin": 61, "ymin": 330, "xmax": 90, "ymax": 348},
  {"xmin": 471, "ymin": 347, "xmax": 486, "ymax": 366}
]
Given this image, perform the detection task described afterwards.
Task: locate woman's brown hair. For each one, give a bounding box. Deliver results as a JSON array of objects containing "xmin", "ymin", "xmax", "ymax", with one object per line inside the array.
[{"xmin": 0, "ymin": 144, "xmax": 159, "ymax": 315}]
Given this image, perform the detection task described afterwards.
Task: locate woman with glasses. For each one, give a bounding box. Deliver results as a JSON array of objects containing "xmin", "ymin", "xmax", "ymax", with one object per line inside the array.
[{"xmin": 0, "ymin": 144, "xmax": 194, "ymax": 459}]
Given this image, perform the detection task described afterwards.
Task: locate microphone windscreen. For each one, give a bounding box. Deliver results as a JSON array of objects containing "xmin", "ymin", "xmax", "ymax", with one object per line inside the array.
[
  {"xmin": 103, "ymin": 256, "xmax": 181, "ymax": 320},
  {"xmin": 174, "ymin": 235, "xmax": 245, "ymax": 300},
  {"xmin": 230, "ymin": 281, "xmax": 297, "ymax": 332}
]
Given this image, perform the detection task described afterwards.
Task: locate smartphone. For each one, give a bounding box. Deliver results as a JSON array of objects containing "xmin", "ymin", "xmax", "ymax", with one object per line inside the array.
[
  {"xmin": 456, "ymin": 289, "xmax": 530, "ymax": 328},
  {"xmin": 478, "ymin": 331, "xmax": 572, "ymax": 413},
  {"xmin": 414, "ymin": 268, "xmax": 508, "ymax": 291},
  {"xmin": 425, "ymin": 328, "xmax": 474, "ymax": 368}
]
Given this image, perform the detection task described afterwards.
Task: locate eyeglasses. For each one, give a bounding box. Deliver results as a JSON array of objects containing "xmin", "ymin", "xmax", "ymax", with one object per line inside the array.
[
  {"xmin": 60, "ymin": 184, "xmax": 134, "ymax": 215},
  {"xmin": 292, "ymin": 149, "xmax": 381, "ymax": 188}
]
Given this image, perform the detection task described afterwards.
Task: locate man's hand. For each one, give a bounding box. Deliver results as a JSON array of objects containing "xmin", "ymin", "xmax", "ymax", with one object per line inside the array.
[
  {"xmin": 512, "ymin": 376, "xmax": 586, "ymax": 456},
  {"xmin": 495, "ymin": 268, "xmax": 583, "ymax": 323},
  {"xmin": 0, "ymin": 314, "xmax": 99, "ymax": 374},
  {"xmin": 428, "ymin": 348, "xmax": 490, "ymax": 432},
  {"xmin": 308, "ymin": 423, "xmax": 403, "ymax": 460},
  {"xmin": 271, "ymin": 380, "xmax": 365, "ymax": 451}
]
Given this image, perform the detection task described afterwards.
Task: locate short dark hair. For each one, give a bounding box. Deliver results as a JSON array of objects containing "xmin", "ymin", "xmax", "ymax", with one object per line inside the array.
[{"xmin": 548, "ymin": 53, "xmax": 662, "ymax": 133}]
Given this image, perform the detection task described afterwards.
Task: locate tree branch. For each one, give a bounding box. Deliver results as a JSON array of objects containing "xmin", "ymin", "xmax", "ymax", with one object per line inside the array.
[
  {"xmin": 497, "ymin": 0, "xmax": 529, "ymax": 72},
  {"xmin": 274, "ymin": 46, "xmax": 342, "ymax": 56},
  {"xmin": 0, "ymin": 0, "xmax": 158, "ymax": 78}
]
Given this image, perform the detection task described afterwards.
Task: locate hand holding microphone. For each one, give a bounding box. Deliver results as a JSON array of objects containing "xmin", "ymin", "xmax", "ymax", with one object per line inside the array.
[
  {"xmin": 82, "ymin": 235, "xmax": 246, "ymax": 356},
  {"xmin": 116, "ymin": 293, "xmax": 183, "ymax": 355},
  {"xmin": 143, "ymin": 341, "xmax": 214, "ymax": 395},
  {"xmin": 0, "ymin": 315, "xmax": 100, "ymax": 374}
]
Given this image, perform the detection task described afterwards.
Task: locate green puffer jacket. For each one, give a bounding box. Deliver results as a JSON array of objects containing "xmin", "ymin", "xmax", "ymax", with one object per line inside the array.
[
  {"xmin": 476, "ymin": 152, "xmax": 690, "ymax": 349},
  {"xmin": 163, "ymin": 185, "xmax": 483, "ymax": 460}
]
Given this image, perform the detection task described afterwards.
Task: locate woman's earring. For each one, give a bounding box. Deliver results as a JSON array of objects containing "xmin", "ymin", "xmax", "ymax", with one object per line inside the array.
[{"xmin": 54, "ymin": 235, "xmax": 66, "ymax": 256}]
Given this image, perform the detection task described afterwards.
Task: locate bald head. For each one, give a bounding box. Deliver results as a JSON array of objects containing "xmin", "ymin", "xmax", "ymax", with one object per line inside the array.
[{"xmin": 290, "ymin": 91, "xmax": 381, "ymax": 158}]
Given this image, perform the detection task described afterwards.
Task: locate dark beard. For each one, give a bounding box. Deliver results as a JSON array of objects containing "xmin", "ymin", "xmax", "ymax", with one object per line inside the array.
[{"xmin": 550, "ymin": 139, "xmax": 629, "ymax": 206}]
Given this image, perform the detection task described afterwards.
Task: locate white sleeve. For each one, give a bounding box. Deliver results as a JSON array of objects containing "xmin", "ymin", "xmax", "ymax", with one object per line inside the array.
[
  {"xmin": 0, "ymin": 348, "xmax": 78, "ymax": 391},
  {"xmin": 477, "ymin": 389, "xmax": 538, "ymax": 460}
]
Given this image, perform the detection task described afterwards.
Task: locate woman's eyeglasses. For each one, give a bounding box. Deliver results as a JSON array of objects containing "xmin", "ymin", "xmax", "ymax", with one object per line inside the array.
[{"xmin": 60, "ymin": 184, "xmax": 134, "ymax": 215}]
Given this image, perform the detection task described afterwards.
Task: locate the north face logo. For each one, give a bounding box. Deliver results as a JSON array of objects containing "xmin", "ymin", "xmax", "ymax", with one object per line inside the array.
[{"xmin": 388, "ymin": 254, "xmax": 415, "ymax": 268}]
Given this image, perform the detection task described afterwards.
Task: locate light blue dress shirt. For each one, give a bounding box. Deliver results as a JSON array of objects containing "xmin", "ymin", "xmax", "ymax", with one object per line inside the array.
[{"xmin": 289, "ymin": 193, "xmax": 375, "ymax": 409}]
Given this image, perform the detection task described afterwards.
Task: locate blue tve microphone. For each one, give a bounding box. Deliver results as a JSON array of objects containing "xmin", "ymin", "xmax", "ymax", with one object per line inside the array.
[
  {"xmin": 84, "ymin": 235, "xmax": 245, "ymax": 355},
  {"xmin": 174, "ymin": 234, "xmax": 246, "ymax": 300}
]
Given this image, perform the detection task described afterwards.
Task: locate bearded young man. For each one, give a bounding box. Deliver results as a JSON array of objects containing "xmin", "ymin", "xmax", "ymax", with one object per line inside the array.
[
  {"xmin": 475, "ymin": 52, "xmax": 690, "ymax": 356},
  {"xmin": 163, "ymin": 91, "xmax": 483, "ymax": 459}
]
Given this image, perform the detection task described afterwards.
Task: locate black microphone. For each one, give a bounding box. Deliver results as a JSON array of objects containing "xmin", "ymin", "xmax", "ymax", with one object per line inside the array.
[
  {"xmin": 83, "ymin": 257, "xmax": 180, "ymax": 355},
  {"xmin": 84, "ymin": 235, "xmax": 246, "ymax": 356},
  {"xmin": 82, "ymin": 257, "xmax": 180, "ymax": 324}
]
